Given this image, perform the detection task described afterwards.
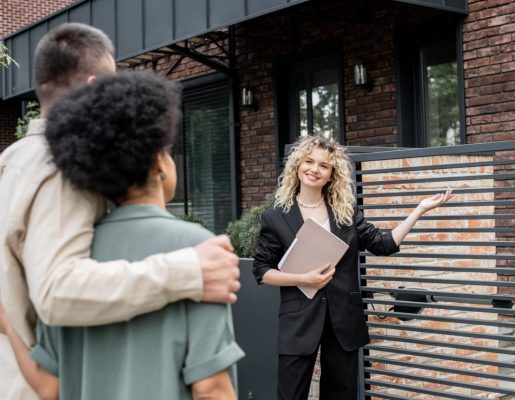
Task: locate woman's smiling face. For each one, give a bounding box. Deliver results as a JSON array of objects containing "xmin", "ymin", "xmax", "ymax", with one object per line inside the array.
[{"xmin": 297, "ymin": 147, "xmax": 333, "ymax": 190}]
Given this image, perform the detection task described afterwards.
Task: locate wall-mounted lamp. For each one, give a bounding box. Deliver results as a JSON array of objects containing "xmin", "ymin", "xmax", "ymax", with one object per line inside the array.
[
  {"xmin": 241, "ymin": 87, "xmax": 258, "ymax": 111},
  {"xmin": 354, "ymin": 64, "xmax": 373, "ymax": 91}
]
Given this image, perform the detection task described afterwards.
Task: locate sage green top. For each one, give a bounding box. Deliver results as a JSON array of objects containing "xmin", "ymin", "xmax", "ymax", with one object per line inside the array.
[{"xmin": 30, "ymin": 204, "xmax": 244, "ymax": 400}]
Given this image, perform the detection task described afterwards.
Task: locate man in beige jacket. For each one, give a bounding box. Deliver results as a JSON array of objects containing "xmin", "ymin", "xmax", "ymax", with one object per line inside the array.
[{"xmin": 0, "ymin": 23, "xmax": 240, "ymax": 399}]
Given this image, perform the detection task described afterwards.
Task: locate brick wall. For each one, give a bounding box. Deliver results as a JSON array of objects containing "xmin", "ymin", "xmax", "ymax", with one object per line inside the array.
[
  {"xmin": 463, "ymin": 0, "xmax": 515, "ymax": 144},
  {"xmin": 361, "ymin": 155, "xmax": 500, "ymax": 398},
  {"xmin": 0, "ymin": 0, "xmax": 75, "ymax": 37},
  {"xmin": 462, "ymin": 0, "xmax": 515, "ymax": 305},
  {"xmin": 0, "ymin": 0, "xmax": 75, "ymax": 152},
  {"xmin": 235, "ymin": 0, "xmax": 445, "ymax": 211}
]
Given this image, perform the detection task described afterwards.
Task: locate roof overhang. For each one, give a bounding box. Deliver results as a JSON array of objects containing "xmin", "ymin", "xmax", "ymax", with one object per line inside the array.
[
  {"xmin": 395, "ymin": 0, "xmax": 467, "ymax": 13},
  {"xmin": 2, "ymin": 0, "xmax": 467, "ymax": 100}
]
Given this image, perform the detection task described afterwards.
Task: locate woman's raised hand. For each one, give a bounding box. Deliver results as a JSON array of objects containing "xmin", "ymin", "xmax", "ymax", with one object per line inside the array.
[
  {"xmin": 417, "ymin": 189, "xmax": 453, "ymax": 214},
  {"xmin": 301, "ymin": 263, "xmax": 335, "ymax": 289}
]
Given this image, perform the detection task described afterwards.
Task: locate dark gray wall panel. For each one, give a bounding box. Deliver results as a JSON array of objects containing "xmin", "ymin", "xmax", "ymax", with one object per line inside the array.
[
  {"xmin": 208, "ymin": 0, "xmax": 245, "ymax": 28},
  {"xmin": 117, "ymin": 0, "xmax": 143, "ymax": 57},
  {"xmin": 446, "ymin": 0, "xmax": 467, "ymax": 10},
  {"xmin": 91, "ymin": 0, "xmax": 116, "ymax": 56},
  {"xmin": 69, "ymin": 2, "xmax": 91, "ymax": 25},
  {"xmin": 248, "ymin": 0, "xmax": 285, "ymax": 15},
  {"xmin": 48, "ymin": 13, "xmax": 69, "ymax": 30},
  {"xmin": 29, "ymin": 24, "xmax": 49, "ymax": 88},
  {"xmin": 175, "ymin": 0, "xmax": 206, "ymax": 39},
  {"xmin": 3, "ymin": 38, "xmax": 13, "ymax": 97},
  {"xmin": 144, "ymin": 0, "xmax": 174, "ymax": 48},
  {"xmin": 232, "ymin": 259, "xmax": 279, "ymax": 400},
  {"xmin": 12, "ymin": 32, "xmax": 30, "ymax": 94},
  {"xmin": 395, "ymin": 0, "xmax": 467, "ymax": 13}
]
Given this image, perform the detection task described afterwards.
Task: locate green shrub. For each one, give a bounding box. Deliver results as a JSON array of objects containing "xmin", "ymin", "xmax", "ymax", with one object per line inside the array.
[
  {"xmin": 177, "ymin": 213, "xmax": 209, "ymax": 230},
  {"xmin": 15, "ymin": 101, "xmax": 40, "ymax": 139},
  {"xmin": 226, "ymin": 195, "xmax": 275, "ymax": 258}
]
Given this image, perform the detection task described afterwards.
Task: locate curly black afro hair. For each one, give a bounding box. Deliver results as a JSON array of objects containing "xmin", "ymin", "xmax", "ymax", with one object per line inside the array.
[{"xmin": 45, "ymin": 71, "xmax": 181, "ymax": 202}]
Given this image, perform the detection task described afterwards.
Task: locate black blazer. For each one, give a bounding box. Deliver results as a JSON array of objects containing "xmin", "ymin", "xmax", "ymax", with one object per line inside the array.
[{"xmin": 253, "ymin": 202, "xmax": 399, "ymax": 356}]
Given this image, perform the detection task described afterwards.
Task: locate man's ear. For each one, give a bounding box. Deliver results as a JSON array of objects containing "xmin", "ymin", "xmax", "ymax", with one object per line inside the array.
[{"xmin": 86, "ymin": 75, "xmax": 97, "ymax": 85}]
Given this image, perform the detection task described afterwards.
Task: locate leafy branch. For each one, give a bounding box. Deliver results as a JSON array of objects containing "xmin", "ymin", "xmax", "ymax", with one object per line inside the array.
[
  {"xmin": 0, "ymin": 43, "xmax": 19, "ymax": 68},
  {"xmin": 15, "ymin": 101, "xmax": 40, "ymax": 139}
]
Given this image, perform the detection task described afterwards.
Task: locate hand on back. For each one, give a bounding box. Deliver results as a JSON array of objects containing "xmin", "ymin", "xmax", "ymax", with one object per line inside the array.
[{"xmin": 194, "ymin": 235, "xmax": 241, "ymax": 304}]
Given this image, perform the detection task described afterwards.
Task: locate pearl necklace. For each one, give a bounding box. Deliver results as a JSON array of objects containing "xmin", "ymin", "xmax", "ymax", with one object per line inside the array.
[{"xmin": 296, "ymin": 194, "xmax": 324, "ymax": 208}]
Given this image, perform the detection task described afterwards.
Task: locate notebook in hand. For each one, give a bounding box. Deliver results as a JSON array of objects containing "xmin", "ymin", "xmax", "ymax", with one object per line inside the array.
[{"xmin": 278, "ymin": 218, "xmax": 349, "ymax": 299}]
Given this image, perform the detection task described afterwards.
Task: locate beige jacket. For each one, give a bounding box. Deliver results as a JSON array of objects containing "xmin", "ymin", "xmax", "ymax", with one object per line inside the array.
[{"xmin": 0, "ymin": 119, "xmax": 203, "ymax": 399}]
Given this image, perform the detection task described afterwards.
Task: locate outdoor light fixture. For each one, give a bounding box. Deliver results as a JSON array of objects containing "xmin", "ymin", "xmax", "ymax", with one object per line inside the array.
[
  {"xmin": 354, "ymin": 63, "xmax": 373, "ymax": 91},
  {"xmin": 241, "ymin": 87, "xmax": 258, "ymax": 111}
]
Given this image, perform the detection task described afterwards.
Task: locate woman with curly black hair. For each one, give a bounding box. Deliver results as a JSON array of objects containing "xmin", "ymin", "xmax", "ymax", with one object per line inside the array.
[{"xmin": 0, "ymin": 71, "xmax": 244, "ymax": 400}]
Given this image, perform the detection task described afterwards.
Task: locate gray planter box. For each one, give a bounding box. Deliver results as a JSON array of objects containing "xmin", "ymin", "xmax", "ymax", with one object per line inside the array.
[{"xmin": 233, "ymin": 258, "xmax": 279, "ymax": 400}]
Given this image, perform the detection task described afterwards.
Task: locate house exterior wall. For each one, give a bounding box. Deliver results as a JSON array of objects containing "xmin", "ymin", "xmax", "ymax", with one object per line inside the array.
[
  {"xmin": 0, "ymin": 0, "xmax": 75, "ymax": 152},
  {"xmin": 0, "ymin": 0, "xmax": 513, "ymax": 397},
  {"xmin": 234, "ymin": 0, "xmax": 514, "ymax": 211},
  {"xmin": 235, "ymin": 0, "xmax": 444, "ymax": 211}
]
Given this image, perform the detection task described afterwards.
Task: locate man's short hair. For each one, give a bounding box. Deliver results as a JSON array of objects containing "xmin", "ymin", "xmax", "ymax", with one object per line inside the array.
[
  {"xmin": 45, "ymin": 71, "xmax": 182, "ymax": 203},
  {"xmin": 34, "ymin": 23, "xmax": 114, "ymax": 100}
]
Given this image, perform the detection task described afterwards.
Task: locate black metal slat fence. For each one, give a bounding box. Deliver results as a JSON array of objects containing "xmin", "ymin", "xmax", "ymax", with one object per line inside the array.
[{"xmin": 350, "ymin": 141, "xmax": 515, "ymax": 399}]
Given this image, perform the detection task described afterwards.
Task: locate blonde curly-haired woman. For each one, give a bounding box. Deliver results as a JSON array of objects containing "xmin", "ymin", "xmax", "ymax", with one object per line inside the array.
[{"xmin": 253, "ymin": 135, "xmax": 451, "ymax": 399}]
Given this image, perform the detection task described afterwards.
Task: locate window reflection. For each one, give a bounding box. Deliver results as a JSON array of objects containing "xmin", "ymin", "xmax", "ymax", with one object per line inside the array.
[
  {"xmin": 423, "ymin": 45, "xmax": 460, "ymax": 147},
  {"xmin": 312, "ymin": 68, "xmax": 339, "ymax": 141},
  {"xmin": 295, "ymin": 66, "xmax": 340, "ymax": 142},
  {"xmin": 298, "ymin": 75, "xmax": 308, "ymax": 137}
]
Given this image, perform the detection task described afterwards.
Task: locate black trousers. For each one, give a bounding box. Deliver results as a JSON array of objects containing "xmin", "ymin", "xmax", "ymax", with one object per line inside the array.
[{"xmin": 277, "ymin": 312, "xmax": 359, "ymax": 400}]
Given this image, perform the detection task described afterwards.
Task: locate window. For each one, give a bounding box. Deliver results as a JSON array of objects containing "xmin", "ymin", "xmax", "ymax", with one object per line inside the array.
[
  {"xmin": 167, "ymin": 77, "xmax": 233, "ymax": 234},
  {"xmin": 275, "ymin": 51, "xmax": 344, "ymax": 161},
  {"xmin": 291, "ymin": 65, "xmax": 341, "ymax": 141},
  {"xmin": 397, "ymin": 22, "xmax": 465, "ymax": 147}
]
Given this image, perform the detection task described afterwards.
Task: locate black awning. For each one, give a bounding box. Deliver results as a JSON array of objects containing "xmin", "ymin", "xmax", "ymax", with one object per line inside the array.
[
  {"xmin": 1, "ymin": 0, "xmax": 311, "ymax": 99},
  {"xmin": 395, "ymin": 0, "xmax": 467, "ymax": 13},
  {"xmin": 1, "ymin": 0, "xmax": 467, "ymax": 99}
]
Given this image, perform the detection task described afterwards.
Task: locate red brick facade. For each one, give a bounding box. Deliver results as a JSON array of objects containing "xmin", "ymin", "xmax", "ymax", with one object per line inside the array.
[
  {"xmin": 463, "ymin": 0, "xmax": 515, "ymax": 143},
  {"xmin": 0, "ymin": 0, "xmax": 513, "ymax": 397},
  {"xmin": 0, "ymin": 0, "xmax": 75, "ymax": 151},
  {"xmin": 235, "ymin": 1, "xmax": 433, "ymax": 210},
  {"xmin": 232, "ymin": 0, "xmax": 514, "ymax": 210},
  {"xmin": 2, "ymin": 0, "xmax": 513, "ymax": 205}
]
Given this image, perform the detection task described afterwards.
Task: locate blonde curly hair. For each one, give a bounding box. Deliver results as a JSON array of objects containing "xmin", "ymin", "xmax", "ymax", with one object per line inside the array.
[{"xmin": 275, "ymin": 136, "xmax": 356, "ymax": 227}]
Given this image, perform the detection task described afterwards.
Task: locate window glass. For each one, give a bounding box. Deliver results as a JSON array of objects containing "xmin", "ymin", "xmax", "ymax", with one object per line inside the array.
[
  {"xmin": 423, "ymin": 44, "xmax": 460, "ymax": 147},
  {"xmin": 312, "ymin": 68, "xmax": 339, "ymax": 141},
  {"xmin": 167, "ymin": 134, "xmax": 185, "ymax": 216},
  {"xmin": 289, "ymin": 56, "xmax": 341, "ymax": 143},
  {"xmin": 167, "ymin": 80, "xmax": 232, "ymax": 234},
  {"xmin": 298, "ymin": 75, "xmax": 308, "ymax": 137},
  {"xmin": 397, "ymin": 24, "xmax": 463, "ymax": 148}
]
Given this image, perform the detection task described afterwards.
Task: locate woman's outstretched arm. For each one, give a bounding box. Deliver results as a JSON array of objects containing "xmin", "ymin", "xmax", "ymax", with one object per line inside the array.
[{"xmin": 391, "ymin": 189, "xmax": 453, "ymax": 246}]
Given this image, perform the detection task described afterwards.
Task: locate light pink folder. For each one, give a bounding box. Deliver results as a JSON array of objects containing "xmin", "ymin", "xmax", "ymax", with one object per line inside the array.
[{"xmin": 278, "ymin": 218, "xmax": 349, "ymax": 299}]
